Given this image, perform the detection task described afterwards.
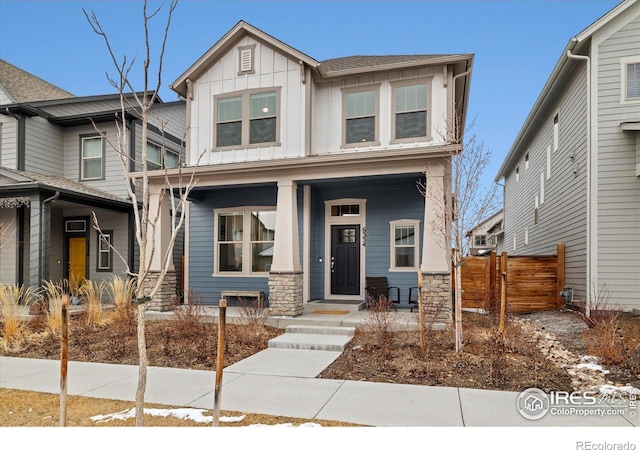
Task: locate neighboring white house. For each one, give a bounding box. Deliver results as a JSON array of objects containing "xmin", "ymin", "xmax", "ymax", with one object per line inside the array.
[
  {"xmin": 466, "ymin": 210, "xmax": 503, "ymax": 256},
  {"xmin": 148, "ymin": 21, "xmax": 474, "ymax": 317},
  {"xmin": 0, "ymin": 59, "xmax": 186, "ymax": 294},
  {"xmin": 494, "ymin": 0, "xmax": 640, "ymax": 312}
]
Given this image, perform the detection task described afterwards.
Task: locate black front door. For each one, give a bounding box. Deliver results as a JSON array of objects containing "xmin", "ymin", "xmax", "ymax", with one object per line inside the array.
[{"xmin": 330, "ymin": 225, "xmax": 360, "ymax": 295}]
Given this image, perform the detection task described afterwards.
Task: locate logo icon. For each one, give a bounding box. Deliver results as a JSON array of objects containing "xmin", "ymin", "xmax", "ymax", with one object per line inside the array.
[{"xmin": 517, "ymin": 388, "xmax": 550, "ymax": 420}]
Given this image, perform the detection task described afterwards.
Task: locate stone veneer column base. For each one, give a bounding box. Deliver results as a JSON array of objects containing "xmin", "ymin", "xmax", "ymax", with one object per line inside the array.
[
  {"xmin": 268, "ymin": 272, "xmax": 303, "ymax": 317},
  {"xmin": 420, "ymin": 272, "xmax": 452, "ymax": 324},
  {"xmin": 141, "ymin": 271, "xmax": 177, "ymax": 312}
]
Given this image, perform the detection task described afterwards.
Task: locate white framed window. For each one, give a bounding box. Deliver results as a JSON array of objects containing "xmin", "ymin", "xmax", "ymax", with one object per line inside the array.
[
  {"xmin": 621, "ymin": 57, "xmax": 640, "ymax": 103},
  {"xmin": 546, "ymin": 145, "xmax": 551, "ymax": 180},
  {"xmin": 540, "ymin": 172, "xmax": 545, "ymax": 205},
  {"xmin": 475, "ymin": 235, "xmax": 487, "ymax": 246},
  {"xmin": 214, "ymin": 207, "xmax": 276, "ymax": 276},
  {"xmin": 342, "ymin": 85, "xmax": 380, "ymax": 148},
  {"xmin": 147, "ymin": 141, "xmax": 179, "ymax": 170},
  {"xmin": 97, "ymin": 231, "xmax": 113, "ymax": 272},
  {"xmin": 389, "ymin": 219, "xmax": 420, "ymax": 271},
  {"xmin": 80, "ymin": 135, "xmax": 104, "ymax": 180},
  {"xmin": 214, "ymin": 88, "xmax": 280, "ymax": 150},
  {"xmin": 553, "ymin": 114, "xmax": 559, "ymax": 152},
  {"xmin": 391, "ymin": 78, "xmax": 432, "ymax": 143},
  {"xmin": 513, "ymin": 235, "xmax": 517, "ymax": 251},
  {"xmin": 525, "ymin": 152, "xmax": 529, "ymax": 170}
]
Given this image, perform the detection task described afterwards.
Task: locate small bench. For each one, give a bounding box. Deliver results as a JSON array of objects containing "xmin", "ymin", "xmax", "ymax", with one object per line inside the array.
[{"xmin": 220, "ymin": 290, "xmax": 265, "ymax": 308}]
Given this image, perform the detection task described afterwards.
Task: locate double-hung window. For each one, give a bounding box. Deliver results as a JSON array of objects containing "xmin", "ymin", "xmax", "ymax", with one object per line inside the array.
[
  {"xmin": 475, "ymin": 235, "xmax": 487, "ymax": 247},
  {"xmin": 343, "ymin": 85, "xmax": 379, "ymax": 147},
  {"xmin": 80, "ymin": 135, "xmax": 104, "ymax": 180},
  {"xmin": 215, "ymin": 88, "xmax": 280, "ymax": 149},
  {"xmin": 97, "ymin": 231, "xmax": 113, "ymax": 272},
  {"xmin": 389, "ymin": 219, "xmax": 420, "ymax": 271},
  {"xmin": 391, "ymin": 78, "xmax": 431, "ymax": 143},
  {"xmin": 215, "ymin": 207, "xmax": 276, "ymax": 275},
  {"xmin": 147, "ymin": 141, "xmax": 179, "ymax": 170},
  {"xmin": 624, "ymin": 61, "xmax": 640, "ymax": 101}
]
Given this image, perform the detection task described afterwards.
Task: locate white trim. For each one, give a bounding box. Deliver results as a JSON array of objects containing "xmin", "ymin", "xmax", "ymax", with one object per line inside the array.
[
  {"xmin": 620, "ymin": 56, "xmax": 640, "ymax": 104},
  {"xmin": 540, "ymin": 171, "xmax": 545, "ymax": 205},
  {"xmin": 303, "ymin": 185, "xmax": 311, "ymax": 303},
  {"xmin": 323, "ymin": 198, "xmax": 366, "ymax": 300},
  {"xmin": 546, "ymin": 145, "xmax": 551, "ymax": 180},
  {"xmin": 389, "ymin": 219, "xmax": 421, "ymax": 272},
  {"xmin": 213, "ymin": 206, "xmax": 276, "ymax": 277}
]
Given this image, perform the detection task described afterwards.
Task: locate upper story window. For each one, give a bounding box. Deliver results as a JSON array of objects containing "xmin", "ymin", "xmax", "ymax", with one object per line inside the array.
[
  {"xmin": 475, "ymin": 235, "xmax": 487, "ymax": 246},
  {"xmin": 80, "ymin": 135, "xmax": 104, "ymax": 181},
  {"xmin": 147, "ymin": 141, "xmax": 179, "ymax": 170},
  {"xmin": 391, "ymin": 78, "xmax": 431, "ymax": 143},
  {"xmin": 343, "ymin": 85, "xmax": 379, "ymax": 147},
  {"xmin": 553, "ymin": 114, "xmax": 559, "ymax": 152},
  {"xmin": 215, "ymin": 207, "xmax": 276, "ymax": 275},
  {"xmin": 625, "ymin": 62, "xmax": 640, "ymax": 100},
  {"xmin": 214, "ymin": 88, "xmax": 280, "ymax": 150}
]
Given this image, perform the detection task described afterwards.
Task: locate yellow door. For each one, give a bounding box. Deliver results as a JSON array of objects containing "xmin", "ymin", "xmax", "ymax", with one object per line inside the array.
[{"xmin": 68, "ymin": 237, "xmax": 86, "ymax": 284}]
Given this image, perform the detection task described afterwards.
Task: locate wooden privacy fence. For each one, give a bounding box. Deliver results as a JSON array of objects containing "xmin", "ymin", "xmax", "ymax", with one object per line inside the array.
[{"xmin": 456, "ymin": 243, "xmax": 565, "ymax": 313}]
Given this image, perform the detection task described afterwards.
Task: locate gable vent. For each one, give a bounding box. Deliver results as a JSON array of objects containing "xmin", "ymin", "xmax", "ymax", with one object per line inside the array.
[{"xmin": 238, "ymin": 45, "xmax": 255, "ymax": 75}]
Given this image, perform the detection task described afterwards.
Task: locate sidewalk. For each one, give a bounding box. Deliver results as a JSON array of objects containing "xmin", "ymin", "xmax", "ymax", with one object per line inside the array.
[{"xmin": 1, "ymin": 351, "xmax": 637, "ymax": 427}]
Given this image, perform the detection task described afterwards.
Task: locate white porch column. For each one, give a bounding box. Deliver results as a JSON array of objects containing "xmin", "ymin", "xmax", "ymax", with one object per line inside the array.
[
  {"xmin": 271, "ymin": 180, "xmax": 301, "ymax": 272},
  {"xmin": 268, "ymin": 179, "xmax": 303, "ymax": 316},
  {"xmin": 421, "ymin": 174, "xmax": 449, "ymax": 273},
  {"xmin": 147, "ymin": 189, "xmax": 174, "ymax": 272}
]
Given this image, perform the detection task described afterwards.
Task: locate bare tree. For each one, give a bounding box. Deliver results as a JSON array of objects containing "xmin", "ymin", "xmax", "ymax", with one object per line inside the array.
[
  {"xmin": 419, "ymin": 115, "xmax": 501, "ymax": 353},
  {"xmin": 84, "ymin": 0, "xmax": 199, "ymax": 426}
]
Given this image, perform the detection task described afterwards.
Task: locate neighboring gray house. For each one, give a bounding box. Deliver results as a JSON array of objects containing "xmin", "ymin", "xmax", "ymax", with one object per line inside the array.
[
  {"xmin": 495, "ymin": 0, "xmax": 640, "ymax": 312},
  {"xmin": 147, "ymin": 21, "xmax": 474, "ymax": 317},
  {"xmin": 466, "ymin": 210, "xmax": 503, "ymax": 256},
  {"xmin": 0, "ymin": 59, "xmax": 186, "ymax": 293}
]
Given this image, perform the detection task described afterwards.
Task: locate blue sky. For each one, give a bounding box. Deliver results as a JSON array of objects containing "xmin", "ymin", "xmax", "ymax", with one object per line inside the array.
[{"xmin": 0, "ymin": 0, "xmax": 621, "ymax": 187}]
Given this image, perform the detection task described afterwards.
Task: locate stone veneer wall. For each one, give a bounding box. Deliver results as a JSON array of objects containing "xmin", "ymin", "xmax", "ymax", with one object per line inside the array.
[
  {"xmin": 141, "ymin": 270, "xmax": 177, "ymax": 311},
  {"xmin": 268, "ymin": 272, "xmax": 303, "ymax": 316},
  {"xmin": 420, "ymin": 272, "xmax": 452, "ymax": 323}
]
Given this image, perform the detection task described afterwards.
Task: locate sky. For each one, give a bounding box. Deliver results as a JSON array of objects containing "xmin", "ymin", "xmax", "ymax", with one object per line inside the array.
[{"xmin": 0, "ymin": 0, "xmax": 622, "ymax": 190}]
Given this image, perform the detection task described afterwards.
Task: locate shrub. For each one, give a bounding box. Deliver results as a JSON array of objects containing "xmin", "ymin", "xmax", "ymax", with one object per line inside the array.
[
  {"xmin": 237, "ymin": 297, "xmax": 269, "ymax": 336},
  {"xmin": 79, "ymin": 279, "xmax": 106, "ymax": 328},
  {"xmin": 362, "ymin": 295, "xmax": 397, "ymax": 358},
  {"xmin": 171, "ymin": 290, "xmax": 205, "ymax": 337},
  {"xmin": 41, "ymin": 280, "xmax": 67, "ymax": 335},
  {"xmin": 0, "ymin": 284, "xmax": 40, "ymax": 346},
  {"xmin": 106, "ymin": 275, "xmax": 136, "ymax": 323}
]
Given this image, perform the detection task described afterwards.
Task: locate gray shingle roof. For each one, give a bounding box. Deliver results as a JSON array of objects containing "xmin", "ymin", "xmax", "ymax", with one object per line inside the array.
[
  {"xmin": 0, "ymin": 59, "xmax": 75, "ymax": 103},
  {"xmin": 0, "ymin": 166, "xmax": 130, "ymax": 205},
  {"xmin": 320, "ymin": 55, "xmax": 457, "ymax": 73}
]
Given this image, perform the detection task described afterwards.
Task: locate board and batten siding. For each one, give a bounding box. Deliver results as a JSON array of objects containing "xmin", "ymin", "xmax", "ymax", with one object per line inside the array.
[
  {"xmin": 189, "ymin": 35, "xmax": 306, "ymax": 166},
  {"xmin": 595, "ymin": 13, "xmax": 640, "ymax": 309},
  {"xmin": 24, "ymin": 115, "xmax": 64, "ymax": 176},
  {"xmin": 187, "ymin": 186, "xmax": 277, "ymax": 305},
  {"xmin": 311, "ymin": 67, "xmax": 448, "ymax": 155},
  {"xmin": 501, "ymin": 64, "xmax": 588, "ymax": 300},
  {"xmin": 63, "ymin": 124, "xmax": 130, "ymax": 199}
]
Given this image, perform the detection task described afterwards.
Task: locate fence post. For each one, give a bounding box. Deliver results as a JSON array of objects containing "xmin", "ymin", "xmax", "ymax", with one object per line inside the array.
[
  {"xmin": 499, "ymin": 271, "xmax": 507, "ymax": 334},
  {"xmin": 213, "ymin": 299, "xmax": 227, "ymax": 427},
  {"xmin": 489, "ymin": 251, "xmax": 497, "ymax": 311},
  {"xmin": 556, "ymin": 243, "xmax": 565, "ymax": 308}
]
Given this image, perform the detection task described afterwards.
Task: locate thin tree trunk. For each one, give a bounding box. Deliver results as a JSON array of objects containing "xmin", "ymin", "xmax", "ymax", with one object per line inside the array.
[
  {"xmin": 135, "ymin": 304, "xmax": 147, "ymax": 426},
  {"xmin": 454, "ymin": 249, "xmax": 463, "ymax": 353}
]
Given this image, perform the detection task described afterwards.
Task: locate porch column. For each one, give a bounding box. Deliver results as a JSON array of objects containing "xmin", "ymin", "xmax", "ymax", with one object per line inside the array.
[
  {"xmin": 28, "ymin": 196, "xmax": 42, "ymax": 289},
  {"xmin": 268, "ymin": 180, "xmax": 303, "ymax": 316},
  {"xmin": 143, "ymin": 188, "xmax": 176, "ymax": 311},
  {"xmin": 420, "ymin": 174, "xmax": 452, "ymax": 323}
]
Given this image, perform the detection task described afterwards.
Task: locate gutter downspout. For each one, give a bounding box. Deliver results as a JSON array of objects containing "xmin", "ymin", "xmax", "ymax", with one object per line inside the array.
[
  {"xmin": 39, "ymin": 191, "xmax": 60, "ymax": 286},
  {"xmin": 567, "ymin": 39, "xmax": 592, "ymax": 318},
  {"xmin": 3, "ymin": 107, "xmax": 25, "ymax": 170}
]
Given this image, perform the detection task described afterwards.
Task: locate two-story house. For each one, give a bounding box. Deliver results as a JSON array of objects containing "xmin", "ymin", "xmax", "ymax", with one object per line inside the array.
[
  {"xmin": 466, "ymin": 210, "xmax": 503, "ymax": 256},
  {"xmin": 147, "ymin": 21, "xmax": 473, "ymax": 317},
  {"xmin": 0, "ymin": 59, "xmax": 186, "ymax": 297},
  {"xmin": 495, "ymin": 0, "xmax": 640, "ymax": 313}
]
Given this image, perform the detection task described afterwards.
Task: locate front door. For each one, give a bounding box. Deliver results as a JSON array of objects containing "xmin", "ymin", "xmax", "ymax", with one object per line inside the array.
[
  {"xmin": 68, "ymin": 237, "xmax": 87, "ymax": 284},
  {"xmin": 330, "ymin": 225, "xmax": 360, "ymax": 295}
]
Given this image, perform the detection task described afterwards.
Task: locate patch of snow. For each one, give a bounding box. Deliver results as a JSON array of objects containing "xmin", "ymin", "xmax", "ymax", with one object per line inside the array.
[
  {"xmin": 599, "ymin": 384, "xmax": 639, "ymax": 396},
  {"xmin": 576, "ymin": 362, "xmax": 610, "ymax": 374},
  {"xmin": 91, "ymin": 407, "xmax": 245, "ymax": 424},
  {"xmin": 248, "ymin": 423, "xmax": 322, "ymax": 428}
]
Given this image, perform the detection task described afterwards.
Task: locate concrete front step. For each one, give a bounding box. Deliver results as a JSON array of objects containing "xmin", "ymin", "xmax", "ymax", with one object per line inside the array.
[
  {"xmin": 268, "ymin": 324, "xmax": 356, "ymax": 351},
  {"xmin": 304, "ymin": 300, "xmax": 366, "ymax": 313},
  {"xmin": 268, "ymin": 333, "xmax": 353, "ymax": 351}
]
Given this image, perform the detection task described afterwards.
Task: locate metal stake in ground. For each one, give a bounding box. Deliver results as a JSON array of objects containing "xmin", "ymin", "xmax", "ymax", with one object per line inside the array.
[
  {"xmin": 213, "ymin": 299, "xmax": 227, "ymax": 427},
  {"xmin": 60, "ymin": 294, "xmax": 69, "ymax": 427}
]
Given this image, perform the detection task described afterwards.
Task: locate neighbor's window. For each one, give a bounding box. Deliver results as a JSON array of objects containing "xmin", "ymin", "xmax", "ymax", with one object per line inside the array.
[
  {"xmin": 215, "ymin": 208, "xmax": 276, "ymax": 275},
  {"xmin": 392, "ymin": 78, "xmax": 431, "ymax": 142},
  {"xmin": 475, "ymin": 235, "xmax": 487, "ymax": 246},
  {"xmin": 343, "ymin": 86, "xmax": 379, "ymax": 146},
  {"xmin": 553, "ymin": 114, "xmax": 559, "ymax": 152},
  {"xmin": 80, "ymin": 135, "xmax": 104, "ymax": 180},
  {"xmin": 625, "ymin": 62, "xmax": 640, "ymax": 100},
  {"xmin": 97, "ymin": 231, "xmax": 113, "ymax": 272},
  {"xmin": 215, "ymin": 88, "xmax": 280, "ymax": 149},
  {"xmin": 147, "ymin": 141, "xmax": 179, "ymax": 170},
  {"xmin": 389, "ymin": 219, "xmax": 420, "ymax": 271}
]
